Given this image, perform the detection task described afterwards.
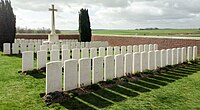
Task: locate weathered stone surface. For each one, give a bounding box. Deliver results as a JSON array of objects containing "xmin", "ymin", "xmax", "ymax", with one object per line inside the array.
[
  {"xmin": 92, "ymin": 57, "xmax": 104, "ymax": 84},
  {"xmin": 99, "ymin": 47, "xmax": 106, "ymax": 57},
  {"xmin": 50, "ymin": 50, "xmax": 60, "ymax": 61},
  {"xmin": 166, "ymin": 49, "xmax": 172, "ymax": 65},
  {"xmin": 115, "ymin": 54, "xmax": 124, "ymax": 77},
  {"xmin": 154, "ymin": 44, "xmax": 158, "ymax": 50},
  {"xmin": 155, "ymin": 50, "xmax": 161, "ymax": 68},
  {"xmin": 28, "ymin": 43, "xmax": 34, "ymax": 51},
  {"xmin": 187, "ymin": 47, "xmax": 193, "ymax": 61},
  {"xmin": 149, "ymin": 44, "xmax": 154, "ymax": 51},
  {"xmin": 107, "ymin": 47, "xmax": 113, "ymax": 56},
  {"xmin": 121, "ymin": 46, "xmax": 127, "ymax": 55},
  {"xmin": 124, "ymin": 53, "xmax": 133, "ymax": 74},
  {"xmin": 139, "ymin": 45, "xmax": 144, "ymax": 52},
  {"xmin": 182, "ymin": 47, "xmax": 187, "ymax": 63},
  {"xmin": 64, "ymin": 59, "xmax": 78, "ymax": 91},
  {"xmin": 177, "ymin": 48, "xmax": 182, "ymax": 64},
  {"xmin": 37, "ymin": 51, "xmax": 47, "ymax": 69},
  {"xmin": 172, "ymin": 48, "xmax": 177, "ymax": 65},
  {"xmin": 148, "ymin": 51, "xmax": 156, "ymax": 70},
  {"xmin": 90, "ymin": 48, "xmax": 97, "ymax": 59},
  {"xmin": 141, "ymin": 51, "xmax": 148, "ymax": 72},
  {"xmin": 62, "ymin": 49, "xmax": 70, "ymax": 64},
  {"xmin": 21, "ymin": 43, "xmax": 27, "ymax": 53},
  {"xmin": 193, "ymin": 46, "xmax": 198, "ymax": 60},
  {"xmin": 144, "ymin": 44, "xmax": 149, "ymax": 52},
  {"xmin": 104, "ymin": 55, "xmax": 115, "ymax": 81},
  {"xmin": 22, "ymin": 51, "xmax": 34, "ymax": 72},
  {"xmin": 78, "ymin": 58, "xmax": 91, "ymax": 87},
  {"xmin": 133, "ymin": 52, "xmax": 141, "ymax": 73},
  {"xmin": 40, "ymin": 45, "xmax": 48, "ymax": 51},
  {"xmin": 133, "ymin": 45, "xmax": 139, "ymax": 53},
  {"xmin": 114, "ymin": 46, "xmax": 120, "ymax": 55},
  {"xmin": 46, "ymin": 61, "xmax": 62, "ymax": 94},
  {"xmin": 52, "ymin": 44, "xmax": 59, "ymax": 50},
  {"xmin": 72, "ymin": 48, "xmax": 80, "ymax": 60},
  {"xmin": 12, "ymin": 43, "xmax": 19, "ymax": 54},
  {"xmin": 161, "ymin": 49, "xmax": 167, "ymax": 67},
  {"xmin": 81, "ymin": 48, "xmax": 89, "ymax": 58},
  {"xmin": 127, "ymin": 45, "xmax": 132, "ymax": 53}
]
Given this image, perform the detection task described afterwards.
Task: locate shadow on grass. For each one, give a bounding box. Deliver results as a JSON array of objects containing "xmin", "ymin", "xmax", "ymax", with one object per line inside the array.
[
  {"xmin": 26, "ymin": 69, "xmax": 46, "ymax": 79},
  {"xmin": 59, "ymin": 62, "xmax": 200, "ymax": 110}
]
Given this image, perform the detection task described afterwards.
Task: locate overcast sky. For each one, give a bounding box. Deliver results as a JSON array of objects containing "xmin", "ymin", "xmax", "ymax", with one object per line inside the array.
[{"xmin": 11, "ymin": 0, "xmax": 200, "ymax": 30}]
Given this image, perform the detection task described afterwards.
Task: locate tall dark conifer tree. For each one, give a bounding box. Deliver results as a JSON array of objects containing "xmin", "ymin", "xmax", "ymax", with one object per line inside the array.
[
  {"xmin": 78, "ymin": 8, "xmax": 92, "ymax": 42},
  {"xmin": 0, "ymin": 0, "xmax": 16, "ymax": 51}
]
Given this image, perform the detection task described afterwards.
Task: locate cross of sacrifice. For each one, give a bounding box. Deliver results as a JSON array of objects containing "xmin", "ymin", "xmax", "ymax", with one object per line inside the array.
[{"xmin": 49, "ymin": 4, "xmax": 57, "ymax": 35}]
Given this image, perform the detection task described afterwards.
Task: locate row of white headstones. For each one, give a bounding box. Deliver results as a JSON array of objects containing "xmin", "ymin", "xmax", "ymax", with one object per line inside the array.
[
  {"xmin": 22, "ymin": 44, "xmax": 158, "ymax": 72},
  {"xmin": 3, "ymin": 41, "xmax": 109, "ymax": 54},
  {"xmin": 44, "ymin": 46, "xmax": 198, "ymax": 94},
  {"xmin": 15, "ymin": 39, "xmax": 78, "ymax": 44}
]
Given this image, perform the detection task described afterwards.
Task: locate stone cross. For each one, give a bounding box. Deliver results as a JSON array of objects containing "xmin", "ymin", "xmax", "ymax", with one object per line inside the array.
[{"xmin": 49, "ymin": 4, "xmax": 57, "ymax": 35}]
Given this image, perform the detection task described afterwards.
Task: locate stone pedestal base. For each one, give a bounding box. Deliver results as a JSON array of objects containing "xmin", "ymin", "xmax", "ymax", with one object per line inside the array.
[{"xmin": 43, "ymin": 34, "xmax": 59, "ymax": 44}]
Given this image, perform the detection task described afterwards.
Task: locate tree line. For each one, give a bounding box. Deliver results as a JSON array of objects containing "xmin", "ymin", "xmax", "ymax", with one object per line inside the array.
[{"xmin": 0, "ymin": 0, "xmax": 16, "ymax": 50}]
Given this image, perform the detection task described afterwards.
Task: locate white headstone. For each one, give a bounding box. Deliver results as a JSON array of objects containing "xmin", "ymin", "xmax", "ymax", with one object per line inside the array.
[
  {"xmin": 154, "ymin": 44, "xmax": 158, "ymax": 50},
  {"xmin": 71, "ymin": 42, "xmax": 76, "ymax": 49},
  {"xmin": 22, "ymin": 51, "xmax": 34, "ymax": 72},
  {"xmin": 75, "ymin": 42, "xmax": 81, "ymax": 48},
  {"xmin": 52, "ymin": 44, "xmax": 59, "ymax": 50},
  {"xmin": 61, "ymin": 44, "xmax": 68, "ymax": 50},
  {"xmin": 177, "ymin": 48, "xmax": 182, "ymax": 64},
  {"xmin": 92, "ymin": 57, "xmax": 104, "ymax": 84},
  {"xmin": 35, "ymin": 43, "xmax": 41, "ymax": 52},
  {"xmin": 107, "ymin": 47, "xmax": 113, "ymax": 56},
  {"xmin": 182, "ymin": 47, "xmax": 187, "ymax": 63},
  {"xmin": 133, "ymin": 52, "xmax": 141, "ymax": 73},
  {"xmin": 64, "ymin": 59, "xmax": 78, "ymax": 91},
  {"xmin": 141, "ymin": 51, "xmax": 148, "ymax": 72},
  {"xmin": 148, "ymin": 51, "xmax": 156, "ymax": 70},
  {"xmin": 115, "ymin": 54, "xmax": 124, "ymax": 77},
  {"xmin": 121, "ymin": 46, "xmax": 127, "ymax": 55},
  {"xmin": 114, "ymin": 46, "xmax": 120, "ymax": 55},
  {"xmin": 155, "ymin": 50, "xmax": 162, "ymax": 68},
  {"xmin": 40, "ymin": 45, "xmax": 48, "ymax": 51},
  {"xmin": 104, "ymin": 55, "xmax": 115, "ymax": 81},
  {"xmin": 133, "ymin": 45, "xmax": 139, "ymax": 53},
  {"xmin": 81, "ymin": 42, "xmax": 85, "ymax": 48},
  {"xmin": 99, "ymin": 47, "xmax": 106, "ymax": 57},
  {"xmin": 124, "ymin": 53, "xmax": 133, "ymax": 74},
  {"xmin": 20, "ymin": 43, "xmax": 27, "ymax": 53},
  {"xmin": 28, "ymin": 43, "xmax": 34, "ymax": 52},
  {"xmin": 12, "ymin": 43, "xmax": 19, "ymax": 54},
  {"xmin": 90, "ymin": 48, "xmax": 97, "ymax": 59},
  {"xmin": 149, "ymin": 44, "xmax": 154, "ymax": 51},
  {"xmin": 50, "ymin": 50, "xmax": 60, "ymax": 61},
  {"xmin": 161, "ymin": 49, "xmax": 167, "ymax": 67},
  {"xmin": 62, "ymin": 49, "xmax": 70, "ymax": 64},
  {"xmin": 72, "ymin": 48, "xmax": 80, "ymax": 60},
  {"xmin": 166, "ymin": 49, "xmax": 173, "ymax": 65},
  {"xmin": 46, "ymin": 61, "xmax": 62, "ymax": 94},
  {"xmin": 127, "ymin": 45, "xmax": 133, "ymax": 53},
  {"xmin": 193, "ymin": 46, "xmax": 198, "ymax": 60},
  {"xmin": 144, "ymin": 44, "xmax": 149, "ymax": 52},
  {"xmin": 139, "ymin": 45, "xmax": 144, "ymax": 52},
  {"xmin": 37, "ymin": 51, "xmax": 47, "ymax": 69},
  {"xmin": 187, "ymin": 47, "xmax": 193, "ymax": 61},
  {"xmin": 81, "ymin": 48, "xmax": 89, "ymax": 58},
  {"xmin": 172, "ymin": 48, "xmax": 177, "ymax": 65},
  {"xmin": 78, "ymin": 58, "xmax": 91, "ymax": 87}
]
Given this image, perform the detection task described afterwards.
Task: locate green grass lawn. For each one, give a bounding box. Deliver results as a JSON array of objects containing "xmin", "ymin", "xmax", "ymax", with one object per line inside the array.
[
  {"xmin": 0, "ymin": 52, "xmax": 200, "ymax": 110},
  {"xmin": 61, "ymin": 29, "xmax": 200, "ymax": 37}
]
